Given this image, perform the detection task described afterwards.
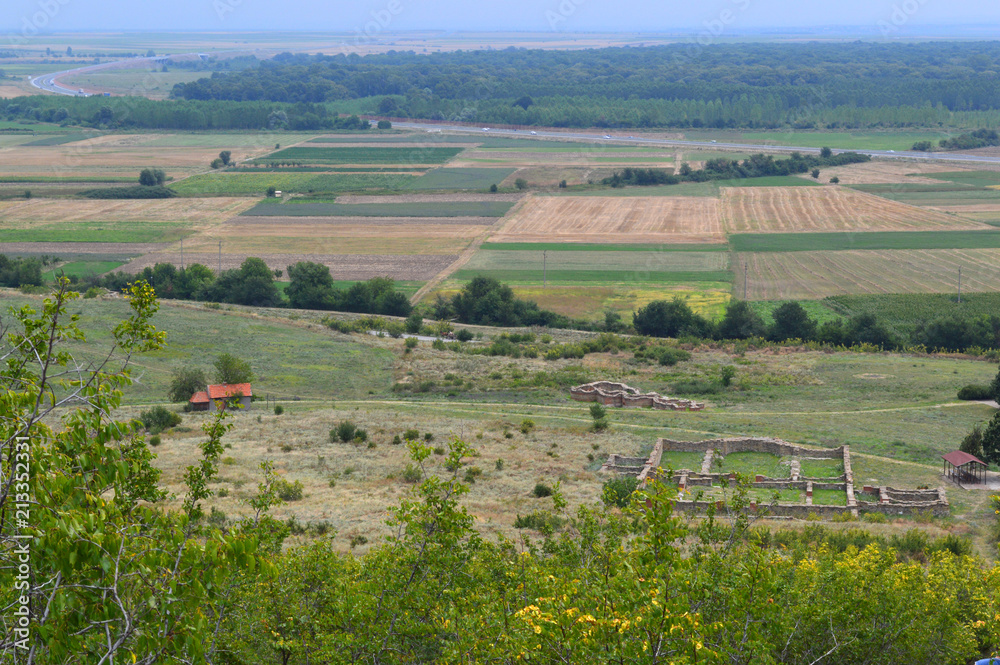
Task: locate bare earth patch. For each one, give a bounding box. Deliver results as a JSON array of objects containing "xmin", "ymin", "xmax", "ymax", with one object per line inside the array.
[
  {"xmin": 740, "ymin": 248, "xmax": 1000, "ymax": 300},
  {"xmin": 0, "ymin": 242, "xmax": 167, "ymax": 256},
  {"xmin": 721, "ymin": 186, "xmax": 990, "ymax": 233},
  {"xmin": 490, "ymin": 195, "xmax": 724, "ymax": 244},
  {"xmin": 125, "ymin": 252, "xmax": 457, "ymax": 280}
]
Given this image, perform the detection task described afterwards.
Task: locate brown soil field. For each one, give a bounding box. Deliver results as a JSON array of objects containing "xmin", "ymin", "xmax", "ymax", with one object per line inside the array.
[
  {"xmin": 500, "ymin": 166, "xmax": 598, "ymax": 187},
  {"xmin": 0, "ymin": 242, "xmax": 167, "ymax": 256},
  {"xmin": 720, "ymin": 186, "xmax": 990, "ymax": 233},
  {"xmin": 124, "ymin": 252, "xmax": 456, "ymax": 280},
  {"xmin": 740, "ymin": 248, "xmax": 1000, "ymax": 300},
  {"xmin": 0, "ymin": 84, "xmax": 31, "ymax": 98},
  {"xmin": 802, "ymin": 161, "xmax": 967, "ymax": 185},
  {"xmin": 0, "ymin": 142, "xmax": 278, "ymax": 174},
  {"xmin": 232, "ymin": 215, "xmax": 496, "ymax": 227},
  {"xmin": 489, "ymin": 195, "xmax": 724, "ymax": 244},
  {"xmin": 333, "ymin": 193, "xmax": 524, "ymax": 204},
  {"xmin": 0, "ymin": 197, "xmax": 255, "ymax": 224}
]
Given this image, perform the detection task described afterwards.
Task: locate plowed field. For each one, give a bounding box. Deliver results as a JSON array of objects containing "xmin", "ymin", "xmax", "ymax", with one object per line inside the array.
[
  {"xmin": 0, "ymin": 197, "xmax": 254, "ymax": 224},
  {"xmin": 490, "ymin": 195, "xmax": 724, "ymax": 244},
  {"xmin": 721, "ymin": 186, "xmax": 988, "ymax": 233},
  {"xmin": 740, "ymin": 249, "xmax": 1000, "ymax": 300}
]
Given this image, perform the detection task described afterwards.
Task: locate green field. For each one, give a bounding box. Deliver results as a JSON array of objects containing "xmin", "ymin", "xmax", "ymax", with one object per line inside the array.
[
  {"xmin": 405, "ymin": 168, "xmax": 517, "ymax": 191},
  {"xmin": 144, "ymin": 133, "xmax": 307, "ymax": 148},
  {"xmin": 747, "ymin": 300, "xmax": 843, "ymax": 326},
  {"xmin": 718, "ymin": 452, "xmax": 786, "ymax": 478},
  {"xmin": 230, "ymin": 166, "xmax": 419, "ymax": 173},
  {"xmin": 266, "ymin": 146, "xmax": 465, "ymax": 164},
  {"xmin": 22, "ymin": 133, "xmax": 100, "ymax": 147},
  {"xmin": 811, "ymin": 489, "xmax": 848, "ymax": 506},
  {"xmin": 715, "ymin": 176, "xmax": 823, "ymax": 188},
  {"xmin": 852, "ymin": 185, "xmax": 1000, "ymax": 206},
  {"xmin": 657, "ymin": 451, "xmax": 707, "ymax": 471},
  {"xmin": 243, "ymin": 200, "xmax": 515, "ymax": 217},
  {"xmin": 823, "ymin": 292, "xmax": 1000, "ymax": 337},
  {"xmin": 44, "ymin": 260, "xmax": 125, "ymax": 281},
  {"xmin": 0, "ymin": 222, "xmax": 191, "ymax": 244},
  {"xmin": 799, "ymin": 458, "xmax": 845, "ymax": 478},
  {"xmin": 729, "ymin": 230, "xmax": 1000, "ymax": 253},
  {"xmin": 682, "ymin": 130, "xmax": 946, "ymax": 152},
  {"xmin": 170, "ymin": 172, "xmax": 415, "ymax": 196},
  {"xmin": 925, "ymin": 171, "xmax": 1000, "ymax": 188},
  {"xmin": 550, "ymin": 182, "xmax": 720, "ymax": 197},
  {"xmin": 451, "ymin": 269, "xmax": 733, "ymax": 284},
  {"xmin": 481, "ymin": 242, "xmax": 728, "ymax": 252},
  {"xmin": 0, "ymin": 176, "xmax": 135, "ymax": 183},
  {"xmin": 464, "ymin": 250, "xmax": 729, "ymax": 274}
]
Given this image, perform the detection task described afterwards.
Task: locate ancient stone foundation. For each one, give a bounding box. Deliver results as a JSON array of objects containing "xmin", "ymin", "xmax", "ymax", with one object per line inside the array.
[
  {"xmin": 600, "ymin": 437, "xmax": 949, "ymax": 519},
  {"xmin": 570, "ymin": 381, "xmax": 705, "ymax": 411}
]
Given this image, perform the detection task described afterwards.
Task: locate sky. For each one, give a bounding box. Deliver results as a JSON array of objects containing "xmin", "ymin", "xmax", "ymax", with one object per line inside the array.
[{"xmin": 5, "ymin": 0, "xmax": 1000, "ymax": 36}]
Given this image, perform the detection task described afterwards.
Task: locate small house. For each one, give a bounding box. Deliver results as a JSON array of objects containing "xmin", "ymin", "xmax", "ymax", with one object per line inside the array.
[{"xmin": 188, "ymin": 383, "xmax": 253, "ymax": 412}]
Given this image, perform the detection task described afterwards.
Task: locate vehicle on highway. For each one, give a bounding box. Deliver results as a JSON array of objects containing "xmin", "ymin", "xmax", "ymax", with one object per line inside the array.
[
  {"xmin": 530, "ymin": 131, "xmax": 537, "ymax": 135},
  {"xmin": 604, "ymin": 134, "xmax": 611, "ymax": 139},
  {"xmin": 483, "ymin": 127, "xmax": 490, "ymax": 132}
]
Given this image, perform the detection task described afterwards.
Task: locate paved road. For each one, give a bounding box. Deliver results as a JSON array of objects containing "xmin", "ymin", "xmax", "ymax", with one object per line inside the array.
[
  {"xmin": 29, "ymin": 59, "xmax": 1000, "ymax": 165},
  {"xmin": 395, "ymin": 121, "xmax": 1000, "ymax": 165}
]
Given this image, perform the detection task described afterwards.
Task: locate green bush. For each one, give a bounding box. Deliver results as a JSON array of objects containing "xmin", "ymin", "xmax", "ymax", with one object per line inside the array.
[
  {"xmin": 275, "ymin": 478, "xmax": 304, "ymax": 502},
  {"xmin": 520, "ymin": 419, "xmax": 535, "ymax": 434},
  {"xmin": 404, "ymin": 428, "xmax": 420, "ymax": 441},
  {"xmin": 532, "ymin": 483, "xmax": 553, "ymax": 498},
  {"xmin": 273, "ymin": 404, "xmax": 284, "ymax": 415},
  {"xmin": 332, "ymin": 421, "xmax": 358, "ymax": 443},
  {"xmin": 401, "ymin": 464, "xmax": 422, "ymax": 483},
  {"xmin": 139, "ymin": 406, "xmax": 182, "ymax": 435},
  {"xmin": 404, "ymin": 337, "xmax": 418, "ymax": 349},
  {"xmin": 602, "ymin": 476, "xmax": 639, "ymax": 508},
  {"xmin": 456, "ymin": 328, "xmax": 474, "ymax": 342},
  {"xmin": 148, "ymin": 435, "xmax": 161, "ymax": 447},
  {"xmin": 463, "ymin": 466, "xmax": 483, "ymax": 483},
  {"xmin": 957, "ymin": 384, "xmax": 993, "ymax": 400},
  {"xmin": 513, "ymin": 511, "xmax": 566, "ymax": 534}
]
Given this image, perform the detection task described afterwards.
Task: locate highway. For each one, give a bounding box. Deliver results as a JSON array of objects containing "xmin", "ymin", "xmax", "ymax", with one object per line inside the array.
[{"xmin": 29, "ymin": 60, "xmax": 1000, "ymax": 165}]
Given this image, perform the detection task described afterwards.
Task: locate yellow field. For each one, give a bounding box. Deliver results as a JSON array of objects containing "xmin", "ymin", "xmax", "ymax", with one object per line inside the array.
[
  {"xmin": 802, "ymin": 161, "xmax": 968, "ymax": 185},
  {"xmin": 740, "ymin": 248, "xmax": 1000, "ymax": 300},
  {"xmin": 0, "ymin": 197, "xmax": 255, "ymax": 224},
  {"xmin": 721, "ymin": 186, "xmax": 988, "ymax": 233},
  {"xmin": 490, "ymin": 195, "xmax": 725, "ymax": 244}
]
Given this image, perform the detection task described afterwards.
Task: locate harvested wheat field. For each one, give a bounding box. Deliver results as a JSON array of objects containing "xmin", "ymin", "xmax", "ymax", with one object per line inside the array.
[
  {"xmin": 0, "ymin": 197, "xmax": 255, "ymax": 224},
  {"xmin": 740, "ymin": 248, "xmax": 1000, "ymax": 300},
  {"xmin": 125, "ymin": 252, "xmax": 456, "ymax": 280},
  {"xmin": 182, "ymin": 217, "xmax": 490, "ymax": 255},
  {"xmin": 334, "ymin": 193, "xmax": 524, "ymax": 204},
  {"xmin": 490, "ymin": 195, "xmax": 724, "ymax": 244},
  {"xmin": 800, "ymin": 161, "xmax": 966, "ymax": 185},
  {"xmin": 721, "ymin": 186, "xmax": 989, "ymax": 233}
]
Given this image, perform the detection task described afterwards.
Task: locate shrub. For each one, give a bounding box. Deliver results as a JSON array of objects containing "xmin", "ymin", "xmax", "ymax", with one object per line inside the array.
[
  {"xmin": 520, "ymin": 419, "xmax": 535, "ymax": 434},
  {"xmin": 402, "ymin": 464, "xmax": 422, "ymax": 483},
  {"xmin": 463, "ymin": 466, "xmax": 483, "ymax": 483},
  {"xmin": 139, "ymin": 406, "xmax": 182, "ymax": 434},
  {"xmin": 404, "ymin": 337, "xmax": 418, "ymax": 349},
  {"xmin": 495, "ymin": 458, "xmax": 504, "ymax": 471},
  {"xmin": 148, "ymin": 435, "xmax": 161, "ymax": 447},
  {"xmin": 404, "ymin": 428, "xmax": 420, "ymax": 441},
  {"xmin": 332, "ymin": 421, "xmax": 358, "ymax": 443},
  {"xmin": 392, "ymin": 434, "xmax": 402, "ymax": 445},
  {"xmin": 424, "ymin": 432, "xmax": 434, "ymax": 442},
  {"xmin": 602, "ymin": 476, "xmax": 639, "ymax": 508},
  {"xmin": 456, "ymin": 328, "xmax": 474, "ymax": 342},
  {"xmin": 273, "ymin": 404, "xmax": 284, "ymax": 415},
  {"xmin": 532, "ymin": 483, "xmax": 553, "ymax": 498},
  {"xmin": 720, "ymin": 366, "xmax": 737, "ymax": 387},
  {"xmin": 513, "ymin": 511, "xmax": 565, "ymax": 534},
  {"xmin": 433, "ymin": 446, "xmax": 446, "ymax": 456},
  {"xmin": 275, "ymin": 478, "xmax": 304, "ymax": 502},
  {"xmin": 957, "ymin": 384, "xmax": 992, "ymax": 400},
  {"xmin": 354, "ymin": 429, "xmax": 368, "ymax": 443},
  {"xmin": 83, "ymin": 286, "xmax": 100, "ymax": 299},
  {"xmin": 861, "ymin": 512, "xmax": 888, "ymax": 524}
]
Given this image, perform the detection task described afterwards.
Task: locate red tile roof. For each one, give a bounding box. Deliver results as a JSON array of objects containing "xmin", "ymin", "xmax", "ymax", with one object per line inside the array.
[
  {"xmin": 189, "ymin": 391, "xmax": 209, "ymax": 404},
  {"xmin": 942, "ymin": 450, "xmax": 986, "ymax": 467},
  {"xmin": 207, "ymin": 383, "xmax": 253, "ymax": 399}
]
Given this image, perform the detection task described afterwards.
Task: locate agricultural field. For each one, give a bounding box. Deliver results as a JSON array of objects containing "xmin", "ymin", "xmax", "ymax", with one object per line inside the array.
[
  {"xmin": 728, "ymin": 230, "xmax": 1000, "ymax": 252},
  {"xmin": 926, "ymin": 171, "xmax": 1000, "ymax": 188},
  {"xmin": 265, "ymin": 146, "xmax": 466, "ymax": 164},
  {"xmin": 459, "ymin": 248, "xmax": 729, "ymax": 278},
  {"xmin": 57, "ymin": 68, "xmax": 218, "ymax": 100},
  {"xmin": 0, "ymin": 220, "xmax": 191, "ymax": 244},
  {"xmin": 804, "ymin": 160, "xmax": 963, "ymax": 185},
  {"xmin": 720, "ymin": 186, "xmax": 989, "ymax": 233},
  {"xmin": 241, "ymin": 200, "xmax": 515, "ymax": 217},
  {"xmin": 170, "ymin": 172, "xmax": 417, "ymax": 196},
  {"xmin": 491, "ymin": 195, "xmax": 725, "ymax": 244},
  {"xmin": 0, "ymin": 196, "xmax": 254, "ymax": 223},
  {"xmin": 405, "ymin": 168, "xmax": 517, "ymax": 190},
  {"xmin": 739, "ymin": 248, "xmax": 1000, "ymax": 300},
  {"xmin": 682, "ymin": 129, "xmax": 948, "ymax": 152}
]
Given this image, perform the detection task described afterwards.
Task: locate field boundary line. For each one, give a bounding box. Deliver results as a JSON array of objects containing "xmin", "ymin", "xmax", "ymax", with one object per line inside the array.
[{"xmin": 410, "ymin": 193, "xmax": 532, "ymax": 304}]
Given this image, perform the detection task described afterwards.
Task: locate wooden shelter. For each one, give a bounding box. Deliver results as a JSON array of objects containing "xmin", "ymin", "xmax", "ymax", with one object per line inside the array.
[{"xmin": 941, "ymin": 450, "xmax": 988, "ymax": 485}]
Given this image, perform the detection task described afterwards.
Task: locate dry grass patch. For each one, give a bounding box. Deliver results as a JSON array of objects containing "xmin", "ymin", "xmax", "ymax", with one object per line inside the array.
[
  {"xmin": 802, "ymin": 161, "xmax": 968, "ymax": 185},
  {"xmin": 740, "ymin": 248, "xmax": 1000, "ymax": 300},
  {"xmin": 0, "ymin": 197, "xmax": 255, "ymax": 224},
  {"xmin": 490, "ymin": 195, "xmax": 725, "ymax": 244},
  {"xmin": 721, "ymin": 186, "xmax": 988, "ymax": 233},
  {"xmin": 334, "ymin": 193, "xmax": 524, "ymax": 204}
]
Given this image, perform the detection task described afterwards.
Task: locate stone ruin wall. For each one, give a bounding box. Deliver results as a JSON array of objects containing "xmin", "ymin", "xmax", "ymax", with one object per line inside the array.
[{"xmin": 570, "ymin": 381, "xmax": 705, "ymax": 411}]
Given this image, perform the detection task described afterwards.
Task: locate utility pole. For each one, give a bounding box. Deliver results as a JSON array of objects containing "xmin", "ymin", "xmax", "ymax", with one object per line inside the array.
[
  {"xmin": 180, "ymin": 239, "xmax": 184, "ymax": 269},
  {"xmin": 543, "ymin": 250, "xmax": 547, "ymax": 289},
  {"xmin": 958, "ymin": 267, "xmax": 962, "ymax": 303},
  {"xmin": 218, "ymin": 241, "xmax": 222, "ymax": 276},
  {"xmin": 743, "ymin": 262, "xmax": 748, "ymax": 300}
]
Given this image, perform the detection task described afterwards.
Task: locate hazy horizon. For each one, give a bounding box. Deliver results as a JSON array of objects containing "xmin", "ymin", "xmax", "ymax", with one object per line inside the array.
[{"xmin": 6, "ymin": 0, "xmax": 1000, "ymax": 39}]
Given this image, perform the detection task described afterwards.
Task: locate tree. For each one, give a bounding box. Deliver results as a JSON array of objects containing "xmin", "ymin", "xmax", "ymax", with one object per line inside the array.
[
  {"xmin": 214, "ymin": 352, "xmax": 254, "ymax": 385},
  {"xmin": 991, "ymin": 365, "xmax": 1000, "ymax": 402},
  {"xmin": 138, "ymin": 168, "xmax": 166, "ymax": 186},
  {"xmin": 377, "ymin": 120, "xmax": 392, "ymax": 129},
  {"xmin": 769, "ymin": 301, "xmax": 817, "ymax": 341},
  {"xmin": 169, "ymin": 366, "xmax": 208, "ymax": 402},
  {"xmin": 716, "ymin": 300, "xmax": 766, "ymax": 340},
  {"xmin": 515, "ymin": 178, "xmax": 528, "ymax": 190},
  {"xmin": 211, "ymin": 158, "xmax": 224, "ymax": 169},
  {"xmin": 633, "ymin": 298, "xmax": 702, "ymax": 338},
  {"xmin": 0, "ymin": 280, "xmax": 264, "ymax": 662},
  {"xmin": 513, "ymin": 95, "xmax": 534, "ymax": 110},
  {"xmin": 820, "ymin": 146, "xmax": 833, "ymax": 158},
  {"xmin": 830, "ymin": 176, "xmax": 840, "ymax": 184},
  {"xmin": 286, "ymin": 261, "xmax": 336, "ymax": 310},
  {"xmin": 960, "ymin": 424, "xmax": 985, "ymax": 460},
  {"xmin": 219, "ymin": 150, "xmax": 232, "ymax": 166},
  {"xmin": 811, "ymin": 168, "xmax": 821, "ymax": 179},
  {"xmin": 266, "ymin": 186, "xmax": 277, "ymax": 197},
  {"xmin": 847, "ymin": 313, "xmax": 897, "ymax": 348},
  {"xmin": 982, "ymin": 411, "xmax": 1000, "ymax": 465}
]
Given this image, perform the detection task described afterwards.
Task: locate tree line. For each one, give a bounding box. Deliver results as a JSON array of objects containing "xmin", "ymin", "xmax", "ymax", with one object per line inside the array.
[
  {"xmin": 170, "ymin": 41, "xmax": 1000, "ymax": 129},
  {"xmin": 603, "ymin": 149, "xmax": 868, "ymax": 187},
  {"xmin": 914, "ymin": 128, "xmax": 1000, "ymax": 151}
]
